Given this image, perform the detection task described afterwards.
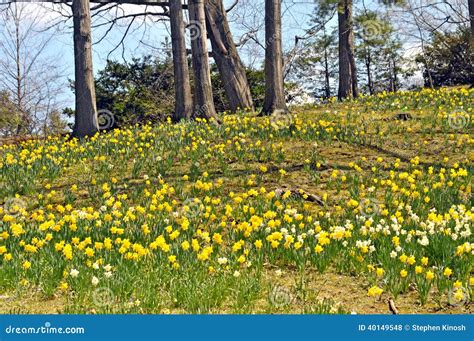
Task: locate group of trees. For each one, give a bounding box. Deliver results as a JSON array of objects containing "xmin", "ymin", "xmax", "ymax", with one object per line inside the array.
[
  {"xmin": 68, "ymin": 51, "xmax": 267, "ymax": 127},
  {"xmin": 0, "ymin": 3, "xmax": 66, "ymax": 137},
  {"xmin": 0, "ymin": 0, "xmax": 473, "ymax": 138},
  {"xmin": 70, "ymin": 0, "xmax": 289, "ymax": 137},
  {"xmin": 69, "ymin": 0, "xmax": 373, "ymax": 137},
  {"xmin": 290, "ymin": 0, "xmax": 472, "ymax": 99}
]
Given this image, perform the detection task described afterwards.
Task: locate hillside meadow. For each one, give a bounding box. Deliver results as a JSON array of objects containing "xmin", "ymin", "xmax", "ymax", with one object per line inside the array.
[{"xmin": 0, "ymin": 87, "xmax": 472, "ymax": 314}]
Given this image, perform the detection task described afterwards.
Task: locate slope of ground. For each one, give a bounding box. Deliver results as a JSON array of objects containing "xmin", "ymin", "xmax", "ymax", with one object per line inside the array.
[{"xmin": 0, "ymin": 87, "xmax": 472, "ymax": 314}]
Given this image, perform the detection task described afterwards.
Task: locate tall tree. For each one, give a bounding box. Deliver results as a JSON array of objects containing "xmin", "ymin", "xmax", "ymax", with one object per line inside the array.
[
  {"xmin": 337, "ymin": 0, "xmax": 358, "ymax": 100},
  {"xmin": 0, "ymin": 3, "xmax": 65, "ymax": 136},
  {"xmin": 72, "ymin": 0, "xmax": 98, "ymax": 138},
  {"xmin": 355, "ymin": 11, "xmax": 402, "ymax": 94},
  {"xmin": 349, "ymin": 29, "xmax": 359, "ymax": 97},
  {"xmin": 292, "ymin": 2, "xmax": 338, "ymax": 100},
  {"xmin": 170, "ymin": 0, "xmax": 193, "ymax": 121},
  {"xmin": 188, "ymin": 0, "xmax": 219, "ymax": 121},
  {"xmin": 205, "ymin": 0, "xmax": 254, "ymax": 113},
  {"xmin": 469, "ymin": 0, "xmax": 474, "ymax": 36},
  {"xmin": 262, "ymin": 0, "xmax": 288, "ymax": 115}
]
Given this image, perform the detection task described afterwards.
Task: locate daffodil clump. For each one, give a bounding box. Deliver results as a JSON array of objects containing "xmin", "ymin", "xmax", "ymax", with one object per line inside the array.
[{"xmin": 0, "ymin": 87, "xmax": 472, "ymax": 313}]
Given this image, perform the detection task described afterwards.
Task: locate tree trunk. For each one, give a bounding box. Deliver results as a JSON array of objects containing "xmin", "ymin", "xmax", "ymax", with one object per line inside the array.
[
  {"xmin": 392, "ymin": 58, "xmax": 398, "ymax": 92},
  {"xmin": 170, "ymin": 0, "xmax": 193, "ymax": 121},
  {"xmin": 348, "ymin": 9, "xmax": 359, "ymax": 99},
  {"xmin": 72, "ymin": 0, "xmax": 98, "ymax": 138},
  {"xmin": 324, "ymin": 44, "xmax": 331, "ymax": 99},
  {"xmin": 337, "ymin": 0, "xmax": 352, "ymax": 100},
  {"xmin": 365, "ymin": 49, "xmax": 373, "ymax": 95},
  {"xmin": 469, "ymin": 0, "xmax": 474, "ymax": 37},
  {"xmin": 261, "ymin": 0, "xmax": 288, "ymax": 115},
  {"xmin": 9, "ymin": 5, "xmax": 29, "ymax": 136},
  {"xmin": 205, "ymin": 0, "xmax": 254, "ymax": 113},
  {"xmin": 188, "ymin": 0, "xmax": 219, "ymax": 121},
  {"xmin": 13, "ymin": 5, "xmax": 28, "ymax": 135}
]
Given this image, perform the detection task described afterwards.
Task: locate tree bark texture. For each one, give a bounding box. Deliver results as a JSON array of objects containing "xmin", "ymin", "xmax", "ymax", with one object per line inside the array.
[
  {"xmin": 205, "ymin": 0, "xmax": 254, "ymax": 113},
  {"xmin": 262, "ymin": 0, "xmax": 288, "ymax": 115}
]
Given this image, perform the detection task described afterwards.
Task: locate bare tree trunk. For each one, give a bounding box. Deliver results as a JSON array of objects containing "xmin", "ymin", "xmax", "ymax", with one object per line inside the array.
[
  {"xmin": 324, "ymin": 44, "xmax": 331, "ymax": 99},
  {"xmin": 170, "ymin": 0, "xmax": 193, "ymax": 121},
  {"xmin": 13, "ymin": 5, "xmax": 28, "ymax": 135},
  {"xmin": 7, "ymin": 5, "xmax": 29, "ymax": 135},
  {"xmin": 365, "ymin": 48, "xmax": 373, "ymax": 95},
  {"xmin": 469, "ymin": 0, "xmax": 474, "ymax": 37},
  {"xmin": 392, "ymin": 58, "xmax": 398, "ymax": 92},
  {"xmin": 261, "ymin": 0, "xmax": 288, "ymax": 115},
  {"xmin": 408, "ymin": 2, "xmax": 434, "ymax": 89},
  {"xmin": 71, "ymin": 0, "xmax": 98, "ymax": 138},
  {"xmin": 205, "ymin": 0, "xmax": 254, "ymax": 113},
  {"xmin": 337, "ymin": 0, "xmax": 353, "ymax": 100},
  {"xmin": 188, "ymin": 0, "xmax": 219, "ymax": 121},
  {"xmin": 348, "ymin": 6, "xmax": 359, "ymax": 99}
]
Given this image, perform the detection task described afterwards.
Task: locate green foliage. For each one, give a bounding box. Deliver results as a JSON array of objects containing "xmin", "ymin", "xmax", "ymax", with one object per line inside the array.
[
  {"xmin": 418, "ymin": 28, "xmax": 474, "ymax": 87},
  {"xmin": 92, "ymin": 58, "xmax": 266, "ymax": 123},
  {"xmin": 210, "ymin": 64, "xmax": 229, "ymax": 114},
  {"xmin": 0, "ymin": 91, "xmax": 22, "ymax": 137},
  {"xmin": 95, "ymin": 54, "xmax": 175, "ymax": 126},
  {"xmin": 43, "ymin": 111, "xmax": 69, "ymax": 136},
  {"xmin": 65, "ymin": 54, "xmax": 266, "ymax": 125},
  {"xmin": 245, "ymin": 69, "xmax": 266, "ymax": 109},
  {"xmin": 211, "ymin": 67, "xmax": 265, "ymax": 112}
]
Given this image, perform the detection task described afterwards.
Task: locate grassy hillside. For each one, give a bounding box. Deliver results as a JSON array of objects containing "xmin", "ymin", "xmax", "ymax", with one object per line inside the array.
[{"xmin": 0, "ymin": 87, "xmax": 472, "ymax": 314}]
